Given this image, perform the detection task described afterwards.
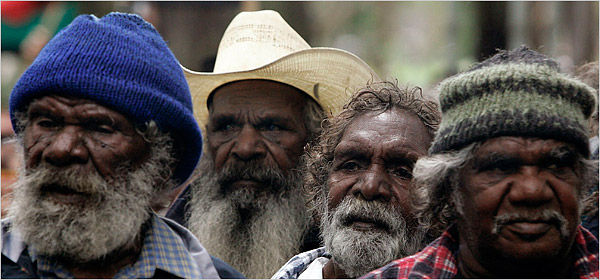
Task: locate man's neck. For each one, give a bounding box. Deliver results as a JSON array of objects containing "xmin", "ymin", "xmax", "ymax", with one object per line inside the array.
[{"xmin": 322, "ymin": 259, "xmax": 350, "ymax": 279}]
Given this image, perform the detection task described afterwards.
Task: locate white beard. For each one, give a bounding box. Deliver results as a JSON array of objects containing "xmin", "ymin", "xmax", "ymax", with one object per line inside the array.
[
  {"xmin": 187, "ymin": 154, "xmax": 310, "ymax": 278},
  {"xmin": 321, "ymin": 197, "xmax": 425, "ymax": 278},
  {"xmin": 8, "ymin": 150, "xmax": 171, "ymax": 263}
]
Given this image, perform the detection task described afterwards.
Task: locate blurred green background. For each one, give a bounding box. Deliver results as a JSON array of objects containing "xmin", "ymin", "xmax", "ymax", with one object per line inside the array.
[{"xmin": 2, "ymin": 1, "xmax": 599, "ymax": 110}]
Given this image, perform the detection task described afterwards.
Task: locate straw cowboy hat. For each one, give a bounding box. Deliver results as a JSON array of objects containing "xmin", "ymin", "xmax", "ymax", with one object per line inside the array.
[{"xmin": 183, "ymin": 10, "xmax": 381, "ymax": 126}]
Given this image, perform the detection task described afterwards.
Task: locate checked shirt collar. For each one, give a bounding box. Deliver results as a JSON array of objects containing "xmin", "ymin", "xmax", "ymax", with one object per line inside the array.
[
  {"xmin": 32, "ymin": 213, "xmax": 202, "ymax": 279},
  {"xmin": 361, "ymin": 224, "xmax": 599, "ymax": 279}
]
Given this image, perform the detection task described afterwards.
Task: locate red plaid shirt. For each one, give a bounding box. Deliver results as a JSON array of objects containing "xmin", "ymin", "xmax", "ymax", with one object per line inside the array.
[{"xmin": 361, "ymin": 224, "xmax": 599, "ymax": 279}]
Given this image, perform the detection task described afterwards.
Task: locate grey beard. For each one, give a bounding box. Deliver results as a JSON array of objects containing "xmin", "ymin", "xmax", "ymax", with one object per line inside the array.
[
  {"xmin": 187, "ymin": 154, "xmax": 310, "ymax": 279},
  {"xmin": 322, "ymin": 197, "xmax": 425, "ymax": 278},
  {"xmin": 8, "ymin": 155, "xmax": 171, "ymax": 263}
]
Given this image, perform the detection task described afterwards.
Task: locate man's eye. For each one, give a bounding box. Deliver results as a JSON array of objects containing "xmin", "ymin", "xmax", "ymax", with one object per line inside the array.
[
  {"xmin": 92, "ymin": 125, "xmax": 115, "ymax": 134},
  {"xmin": 216, "ymin": 124, "xmax": 236, "ymax": 132},
  {"xmin": 36, "ymin": 119, "xmax": 58, "ymax": 128},
  {"xmin": 260, "ymin": 123, "xmax": 283, "ymax": 131},
  {"xmin": 266, "ymin": 124, "xmax": 281, "ymax": 131},
  {"xmin": 544, "ymin": 159, "xmax": 570, "ymax": 170},
  {"xmin": 390, "ymin": 167, "xmax": 413, "ymax": 180},
  {"xmin": 341, "ymin": 161, "xmax": 360, "ymax": 171},
  {"xmin": 480, "ymin": 161, "xmax": 517, "ymax": 174},
  {"xmin": 223, "ymin": 124, "xmax": 234, "ymax": 131},
  {"xmin": 546, "ymin": 162, "xmax": 575, "ymax": 175}
]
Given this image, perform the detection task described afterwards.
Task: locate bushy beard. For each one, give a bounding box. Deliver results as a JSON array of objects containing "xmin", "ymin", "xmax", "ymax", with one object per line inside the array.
[
  {"xmin": 8, "ymin": 152, "xmax": 171, "ymax": 264},
  {"xmin": 187, "ymin": 152, "xmax": 310, "ymax": 279},
  {"xmin": 322, "ymin": 197, "xmax": 425, "ymax": 278}
]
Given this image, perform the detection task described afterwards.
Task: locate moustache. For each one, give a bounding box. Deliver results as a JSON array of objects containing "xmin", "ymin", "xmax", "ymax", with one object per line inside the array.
[
  {"xmin": 216, "ymin": 159, "xmax": 287, "ymax": 192},
  {"xmin": 492, "ymin": 209, "xmax": 568, "ymax": 237},
  {"xmin": 25, "ymin": 164, "xmax": 110, "ymax": 202},
  {"xmin": 337, "ymin": 198, "xmax": 404, "ymax": 233}
]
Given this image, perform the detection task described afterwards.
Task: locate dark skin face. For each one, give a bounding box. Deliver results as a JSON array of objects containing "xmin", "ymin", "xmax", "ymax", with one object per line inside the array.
[
  {"xmin": 25, "ymin": 95, "xmax": 150, "ymax": 179},
  {"xmin": 456, "ymin": 136, "xmax": 582, "ymax": 278},
  {"xmin": 323, "ymin": 109, "xmax": 432, "ymax": 279},
  {"xmin": 206, "ymin": 80, "xmax": 309, "ymax": 190},
  {"xmin": 23, "ymin": 95, "xmax": 150, "ymax": 278}
]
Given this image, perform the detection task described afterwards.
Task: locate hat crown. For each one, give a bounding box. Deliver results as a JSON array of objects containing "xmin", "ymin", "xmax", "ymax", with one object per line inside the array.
[
  {"xmin": 430, "ymin": 46, "xmax": 596, "ymax": 157},
  {"xmin": 213, "ymin": 10, "xmax": 311, "ymax": 73}
]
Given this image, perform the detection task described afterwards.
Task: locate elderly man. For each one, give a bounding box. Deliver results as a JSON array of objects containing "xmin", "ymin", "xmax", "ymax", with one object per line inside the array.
[
  {"xmin": 362, "ymin": 46, "xmax": 599, "ymax": 279},
  {"xmin": 1, "ymin": 13, "xmax": 230, "ymax": 278},
  {"xmin": 165, "ymin": 10, "xmax": 379, "ymax": 278},
  {"xmin": 271, "ymin": 82, "xmax": 441, "ymax": 279}
]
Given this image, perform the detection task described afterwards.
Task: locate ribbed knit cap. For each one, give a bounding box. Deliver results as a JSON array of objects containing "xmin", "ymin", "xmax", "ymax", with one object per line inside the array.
[
  {"xmin": 430, "ymin": 46, "xmax": 596, "ymax": 157},
  {"xmin": 9, "ymin": 12, "xmax": 202, "ymax": 186}
]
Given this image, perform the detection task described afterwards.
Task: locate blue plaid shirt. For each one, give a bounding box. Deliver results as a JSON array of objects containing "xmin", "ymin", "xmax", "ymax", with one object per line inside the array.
[
  {"xmin": 26, "ymin": 214, "xmax": 203, "ymax": 278},
  {"xmin": 271, "ymin": 247, "xmax": 331, "ymax": 279}
]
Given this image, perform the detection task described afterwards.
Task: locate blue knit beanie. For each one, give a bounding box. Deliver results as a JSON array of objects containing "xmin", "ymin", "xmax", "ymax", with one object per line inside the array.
[{"xmin": 9, "ymin": 12, "xmax": 202, "ymax": 186}]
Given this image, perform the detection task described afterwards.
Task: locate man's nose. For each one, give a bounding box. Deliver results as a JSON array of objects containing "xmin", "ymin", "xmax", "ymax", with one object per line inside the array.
[
  {"xmin": 352, "ymin": 166, "xmax": 392, "ymax": 202},
  {"xmin": 507, "ymin": 166, "xmax": 554, "ymax": 207},
  {"xmin": 231, "ymin": 125, "xmax": 266, "ymax": 161},
  {"xmin": 42, "ymin": 126, "xmax": 89, "ymax": 166}
]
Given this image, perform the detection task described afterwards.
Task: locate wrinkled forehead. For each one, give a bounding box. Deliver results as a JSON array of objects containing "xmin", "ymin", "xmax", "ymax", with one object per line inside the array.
[
  {"xmin": 207, "ymin": 79, "xmax": 309, "ymax": 111},
  {"xmin": 26, "ymin": 95, "xmax": 134, "ymax": 125},
  {"xmin": 338, "ymin": 109, "xmax": 433, "ymax": 156}
]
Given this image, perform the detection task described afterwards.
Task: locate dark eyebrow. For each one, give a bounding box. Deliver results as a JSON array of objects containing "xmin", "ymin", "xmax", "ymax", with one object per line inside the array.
[
  {"xmin": 255, "ymin": 115, "xmax": 294, "ymax": 127},
  {"xmin": 386, "ymin": 148, "xmax": 422, "ymax": 162},
  {"xmin": 84, "ymin": 113, "xmax": 114, "ymax": 124},
  {"xmin": 27, "ymin": 105, "xmax": 59, "ymax": 121},
  {"xmin": 211, "ymin": 114, "xmax": 238, "ymax": 125},
  {"xmin": 257, "ymin": 115, "xmax": 287, "ymax": 123},
  {"xmin": 333, "ymin": 144, "xmax": 369, "ymax": 161},
  {"xmin": 387, "ymin": 155, "xmax": 417, "ymax": 168},
  {"xmin": 472, "ymin": 152, "xmax": 522, "ymax": 171}
]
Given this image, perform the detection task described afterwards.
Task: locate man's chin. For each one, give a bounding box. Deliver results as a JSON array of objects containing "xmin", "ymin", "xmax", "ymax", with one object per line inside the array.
[
  {"xmin": 327, "ymin": 229, "xmax": 398, "ymax": 278},
  {"xmin": 225, "ymin": 187, "xmax": 278, "ymax": 210}
]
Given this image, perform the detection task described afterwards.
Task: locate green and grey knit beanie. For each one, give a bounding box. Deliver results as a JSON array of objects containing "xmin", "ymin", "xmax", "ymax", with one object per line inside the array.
[{"xmin": 430, "ymin": 45, "xmax": 597, "ymax": 157}]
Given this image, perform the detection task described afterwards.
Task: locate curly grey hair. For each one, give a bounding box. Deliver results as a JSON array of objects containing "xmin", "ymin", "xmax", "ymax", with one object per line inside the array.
[{"xmin": 303, "ymin": 80, "xmax": 441, "ymax": 224}]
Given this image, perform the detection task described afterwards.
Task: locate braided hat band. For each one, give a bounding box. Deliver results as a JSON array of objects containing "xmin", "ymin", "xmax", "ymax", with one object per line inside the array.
[{"xmin": 430, "ymin": 46, "xmax": 597, "ymax": 157}]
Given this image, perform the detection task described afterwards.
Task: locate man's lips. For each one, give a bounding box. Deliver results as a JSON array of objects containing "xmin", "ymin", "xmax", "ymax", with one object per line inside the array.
[
  {"xmin": 41, "ymin": 184, "xmax": 89, "ymax": 205},
  {"xmin": 343, "ymin": 216, "xmax": 390, "ymax": 232},
  {"xmin": 503, "ymin": 221, "xmax": 554, "ymax": 240},
  {"xmin": 229, "ymin": 179, "xmax": 262, "ymax": 189}
]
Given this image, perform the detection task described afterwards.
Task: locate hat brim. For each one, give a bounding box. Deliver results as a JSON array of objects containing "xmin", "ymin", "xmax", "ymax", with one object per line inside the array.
[{"xmin": 183, "ymin": 47, "xmax": 380, "ymax": 128}]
